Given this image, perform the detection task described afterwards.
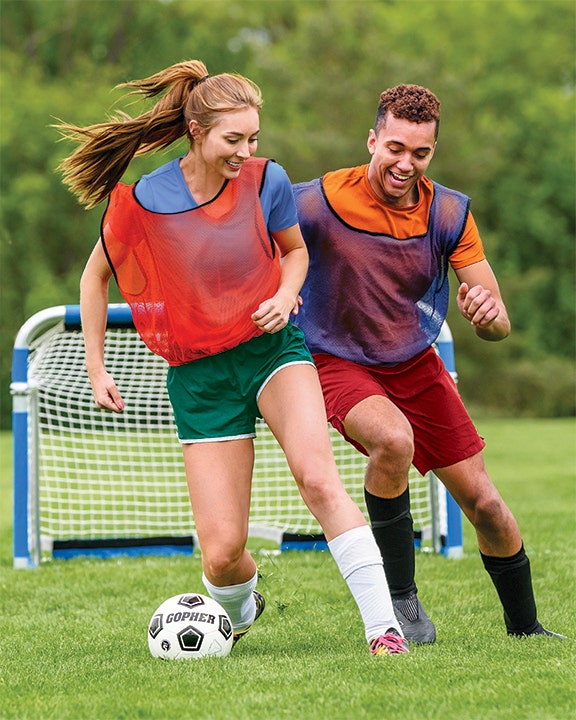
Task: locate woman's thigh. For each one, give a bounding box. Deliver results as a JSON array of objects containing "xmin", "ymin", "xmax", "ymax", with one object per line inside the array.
[{"xmin": 182, "ymin": 438, "xmax": 254, "ymax": 548}]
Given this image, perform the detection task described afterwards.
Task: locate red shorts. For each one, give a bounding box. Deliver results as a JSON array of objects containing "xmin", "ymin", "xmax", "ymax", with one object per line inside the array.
[{"xmin": 314, "ymin": 347, "xmax": 485, "ymax": 475}]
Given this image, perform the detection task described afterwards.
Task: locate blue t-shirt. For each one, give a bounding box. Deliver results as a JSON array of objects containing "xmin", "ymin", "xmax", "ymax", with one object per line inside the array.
[{"xmin": 134, "ymin": 157, "xmax": 297, "ymax": 232}]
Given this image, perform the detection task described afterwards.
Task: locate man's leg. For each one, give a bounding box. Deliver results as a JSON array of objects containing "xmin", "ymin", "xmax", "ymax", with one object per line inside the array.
[
  {"xmin": 436, "ymin": 453, "xmax": 564, "ymax": 637},
  {"xmin": 344, "ymin": 395, "xmax": 436, "ymax": 643}
]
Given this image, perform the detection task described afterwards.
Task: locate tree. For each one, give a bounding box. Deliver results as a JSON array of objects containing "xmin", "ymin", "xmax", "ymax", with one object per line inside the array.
[{"xmin": 1, "ymin": 0, "xmax": 574, "ymax": 427}]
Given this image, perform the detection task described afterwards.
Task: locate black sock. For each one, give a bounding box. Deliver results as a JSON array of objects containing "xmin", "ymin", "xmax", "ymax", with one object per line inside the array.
[
  {"xmin": 480, "ymin": 544, "xmax": 539, "ymax": 634},
  {"xmin": 364, "ymin": 487, "xmax": 416, "ymax": 598}
]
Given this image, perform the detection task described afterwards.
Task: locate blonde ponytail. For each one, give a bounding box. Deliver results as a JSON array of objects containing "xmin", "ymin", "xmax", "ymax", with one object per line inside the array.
[
  {"xmin": 56, "ymin": 60, "xmax": 263, "ymax": 209},
  {"xmin": 55, "ymin": 60, "xmax": 209, "ymax": 208}
]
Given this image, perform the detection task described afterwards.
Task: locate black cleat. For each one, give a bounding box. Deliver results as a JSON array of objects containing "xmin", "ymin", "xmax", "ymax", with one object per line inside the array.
[
  {"xmin": 392, "ymin": 592, "xmax": 436, "ymax": 644},
  {"xmin": 508, "ymin": 621, "xmax": 566, "ymax": 639}
]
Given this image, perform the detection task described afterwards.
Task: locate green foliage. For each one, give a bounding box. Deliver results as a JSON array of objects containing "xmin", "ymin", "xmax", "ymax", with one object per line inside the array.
[
  {"xmin": 1, "ymin": 0, "xmax": 574, "ymax": 427},
  {"xmin": 1, "ymin": 421, "xmax": 575, "ymax": 719},
  {"xmin": 448, "ymin": 298, "xmax": 576, "ymax": 418}
]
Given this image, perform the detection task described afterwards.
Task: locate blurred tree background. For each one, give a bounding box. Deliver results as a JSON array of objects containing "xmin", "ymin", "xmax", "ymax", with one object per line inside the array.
[{"xmin": 1, "ymin": 0, "xmax": 574, "ymax": 428}]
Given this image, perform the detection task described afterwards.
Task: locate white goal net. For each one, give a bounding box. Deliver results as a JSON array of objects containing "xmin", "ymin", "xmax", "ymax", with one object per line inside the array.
[{"xmin": 12, "ymin": 305, "xmax": 462, "ymax": 567}]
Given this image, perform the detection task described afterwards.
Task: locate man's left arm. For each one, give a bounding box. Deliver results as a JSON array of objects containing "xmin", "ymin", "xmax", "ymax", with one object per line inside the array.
[{"xmin": 454, "ymin": 259, "xmax": 511, "ymax": 341}]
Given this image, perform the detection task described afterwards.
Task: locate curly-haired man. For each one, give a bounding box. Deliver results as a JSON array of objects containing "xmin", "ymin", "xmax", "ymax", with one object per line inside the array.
[{"xmin": 292, "ymin": 84, "xmax": 564, "ymax": 643}]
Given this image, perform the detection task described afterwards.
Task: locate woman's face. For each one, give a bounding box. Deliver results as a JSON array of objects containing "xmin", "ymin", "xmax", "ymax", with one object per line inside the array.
[{"xmin": 191, "ymin": 107, "xmax": 260, "ymax": 179}]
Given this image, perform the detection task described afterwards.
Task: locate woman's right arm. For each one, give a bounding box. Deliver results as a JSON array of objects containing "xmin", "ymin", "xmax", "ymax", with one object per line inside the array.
[{"xmin": 80, "ymin": 240, "xmax": 125, "ymax": 412}]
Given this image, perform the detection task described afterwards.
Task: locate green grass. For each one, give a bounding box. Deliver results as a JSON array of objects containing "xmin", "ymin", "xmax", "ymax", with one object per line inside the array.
[{"xmin": 1, "ymin": 419, "xmax": 575, "ymax": 720}]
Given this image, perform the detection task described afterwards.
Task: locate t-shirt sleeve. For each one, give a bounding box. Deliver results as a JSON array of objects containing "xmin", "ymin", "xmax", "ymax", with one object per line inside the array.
[
  {"xmin": 449, "ymin": 212, "xmax": 486, "ymax": 269},
  {"xmin": 133, "ymin": 158, "xmax": 197, "ymax": 212},
  {"xmin": 262, "ymin": 161, "xmax": 299, "ymax": 233}
]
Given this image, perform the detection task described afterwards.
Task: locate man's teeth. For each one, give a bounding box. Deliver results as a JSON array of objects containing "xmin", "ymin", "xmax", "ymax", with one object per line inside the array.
[{"xmin": 391, "ymin": 172, "xmax": 409, "ymax": 181}]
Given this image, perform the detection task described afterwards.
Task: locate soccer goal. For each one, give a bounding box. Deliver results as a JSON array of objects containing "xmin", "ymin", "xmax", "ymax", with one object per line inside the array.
[{"xmin": 12, "ymin": 304, "xmax": 463, "ymax": 568}]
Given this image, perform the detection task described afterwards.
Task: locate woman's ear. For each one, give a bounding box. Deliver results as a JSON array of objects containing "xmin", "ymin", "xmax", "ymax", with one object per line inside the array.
[{"xmin": 189, "ymin": 120, "xmax": 203, "ymax": 142}]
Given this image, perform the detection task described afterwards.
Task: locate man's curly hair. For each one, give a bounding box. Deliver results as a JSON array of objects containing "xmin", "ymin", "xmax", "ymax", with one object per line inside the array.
[{"xmin": 375, "ymin": 84, "xmax": 440, "ymax": 139}]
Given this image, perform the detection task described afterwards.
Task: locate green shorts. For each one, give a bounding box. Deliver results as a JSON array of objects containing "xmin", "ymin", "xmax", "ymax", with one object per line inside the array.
[{"xmin": 167, "ymin": 323, "xmax": 314, "ymax": 442}]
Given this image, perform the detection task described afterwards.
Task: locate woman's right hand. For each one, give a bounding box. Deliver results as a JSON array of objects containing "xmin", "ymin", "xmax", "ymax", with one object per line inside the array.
[{"xmin": 88, "ymin": 368, "xmax": 125, "ymax": 413}]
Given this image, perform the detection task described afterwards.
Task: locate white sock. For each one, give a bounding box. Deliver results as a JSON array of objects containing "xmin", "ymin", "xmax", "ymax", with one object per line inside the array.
[
  {"xmin": 202, "ymin": 570, "xmax": 258, "ymax": 632},
  {"xmin": 328, "ymin": 525, "xmax": 402, "ymax": 642}
]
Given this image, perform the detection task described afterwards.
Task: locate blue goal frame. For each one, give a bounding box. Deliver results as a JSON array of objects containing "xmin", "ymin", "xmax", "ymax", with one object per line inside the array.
[{"xmin": 12, "ymin": 304, "xmax": 463, "ymax": 568}]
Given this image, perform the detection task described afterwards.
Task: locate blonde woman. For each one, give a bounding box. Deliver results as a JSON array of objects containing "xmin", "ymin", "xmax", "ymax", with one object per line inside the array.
[{"xmin": 56, "ymin": 60, "xmax": 408, "ymax": 656}]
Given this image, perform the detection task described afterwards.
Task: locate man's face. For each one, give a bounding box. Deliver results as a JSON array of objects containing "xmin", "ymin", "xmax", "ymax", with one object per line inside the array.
[{"xmin": 367, "ymin": 112, "xmax": 437, "ymax": 207}]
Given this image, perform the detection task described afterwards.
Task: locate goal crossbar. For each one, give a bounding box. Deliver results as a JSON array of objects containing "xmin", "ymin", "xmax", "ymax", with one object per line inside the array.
[{"xmin": 12, "ymin": 304, "xmax": 463, "ymax": 568}]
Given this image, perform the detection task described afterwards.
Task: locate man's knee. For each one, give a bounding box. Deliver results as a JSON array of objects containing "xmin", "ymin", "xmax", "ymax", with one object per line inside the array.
[
  {"xmin": 462, "ymin": 482, "xmax": 515, "ymax": 535},
  {"xmin": 369, "ymin": 426, "xmax": 414, "ymax": 469},
  {"xmin": 478, "ymin": 491, "xmax": 515, "ymax": 526},
  {"xmin": 344, "ymin": 396, "xmax": 413, "ymax": 463}
]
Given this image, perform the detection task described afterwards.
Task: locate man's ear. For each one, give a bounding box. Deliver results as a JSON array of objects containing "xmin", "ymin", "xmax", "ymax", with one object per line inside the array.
[{"xmin": 367, "ymin": 128, "xmax": 377, "ymax": 156}]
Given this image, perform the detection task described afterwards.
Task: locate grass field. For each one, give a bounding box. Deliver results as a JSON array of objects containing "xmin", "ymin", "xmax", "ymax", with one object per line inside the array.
[{"xmin": 0, "ymin": 419, "xmax": 575, "ymax": 720}]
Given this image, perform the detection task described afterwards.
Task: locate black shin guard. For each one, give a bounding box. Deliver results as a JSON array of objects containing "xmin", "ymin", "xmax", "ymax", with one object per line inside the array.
[
  {"xmin": 364, "ymin": 487, "xmax": 416, "ymax": 597},
  {"xmin": 480, "ymin": 544, "xmax": 539, "ymax": 634}
]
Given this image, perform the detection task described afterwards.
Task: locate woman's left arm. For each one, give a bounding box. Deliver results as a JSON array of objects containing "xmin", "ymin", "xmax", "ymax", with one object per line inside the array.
[{"xmin": 251, "ymin": 224, "xmax": 308, "ymax": 333}]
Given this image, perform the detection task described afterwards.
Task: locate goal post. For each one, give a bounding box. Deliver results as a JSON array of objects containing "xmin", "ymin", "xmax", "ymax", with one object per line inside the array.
[{"xmin": 12, "ymin": 304, "xmax": 463, "ymax": 569}]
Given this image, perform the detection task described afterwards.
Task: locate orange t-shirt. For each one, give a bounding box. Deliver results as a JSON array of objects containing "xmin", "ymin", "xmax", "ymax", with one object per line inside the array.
[{"xmin": 322, "ymin": 165, "xmax": 485, "ymax": 269}]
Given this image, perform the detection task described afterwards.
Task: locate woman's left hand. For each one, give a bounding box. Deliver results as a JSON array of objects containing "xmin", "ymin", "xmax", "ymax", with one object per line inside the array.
[{"xmin": 251, "ymin": 293, "xmax": 294, "ymax": 333}]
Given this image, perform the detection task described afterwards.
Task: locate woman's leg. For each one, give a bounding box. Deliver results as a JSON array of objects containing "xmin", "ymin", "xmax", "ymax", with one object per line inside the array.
[
  {"xmin": 258, "ymin": 364, "xmax": 365, "ymax": 538},
  {"xmin": 182, "ymin": 439, "xmax": 260, "ymax": 633},
  {"xmin": 258, "ymin": 364, "xmax": 406, "ymax": 651}
]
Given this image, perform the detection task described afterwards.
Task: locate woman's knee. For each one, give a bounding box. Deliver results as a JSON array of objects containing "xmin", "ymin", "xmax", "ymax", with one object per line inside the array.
[
  {"xmin": 294, "ymin": 465, "xmax": 344, "ymax": 510},
  {"xmin": 200, "ymin": 537, "xmax": 245, "ymax": 580}
]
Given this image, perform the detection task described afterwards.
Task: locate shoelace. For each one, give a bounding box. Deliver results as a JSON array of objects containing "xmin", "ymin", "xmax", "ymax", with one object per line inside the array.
[{"xmin": 369, "ymin": 632, "xmax": 409, "ymax": 655}]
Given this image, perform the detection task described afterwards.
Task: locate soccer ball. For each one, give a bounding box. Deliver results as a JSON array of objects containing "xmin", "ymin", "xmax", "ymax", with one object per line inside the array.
[{"xmin": 148, "ymin": 593, "xmax": 233, "ymax": 659}]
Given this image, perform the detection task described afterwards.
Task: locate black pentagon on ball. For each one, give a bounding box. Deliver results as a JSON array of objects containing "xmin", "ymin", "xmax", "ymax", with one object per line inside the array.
[
  {"xmin": 218, "ymin": 614, "xmax": 232, "ymax": 640},
  {"xmin": 178, "ymin": 594, "xmax": 206, "ymax": 609},
  {"xmin": 149, "ymin": 613, "xmax": 163, "ymax": 639},
  {"xmin": 177, "ymin": 625, "xmax": 204, "ymax": 652}
]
